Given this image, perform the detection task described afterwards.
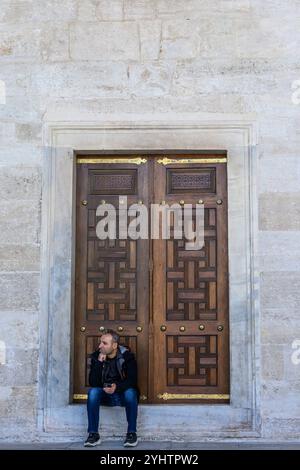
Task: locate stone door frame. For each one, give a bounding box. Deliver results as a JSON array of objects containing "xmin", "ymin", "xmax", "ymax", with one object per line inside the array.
[{"xmin": 39, "ymin": 115, "xmax": 261, "ymax": 439}]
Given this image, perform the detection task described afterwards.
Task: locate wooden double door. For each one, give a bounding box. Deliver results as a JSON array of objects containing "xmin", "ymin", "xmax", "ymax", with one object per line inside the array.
[{"xmin": 73, "ymin": 154, "xmax": 229, "ymax": 404}]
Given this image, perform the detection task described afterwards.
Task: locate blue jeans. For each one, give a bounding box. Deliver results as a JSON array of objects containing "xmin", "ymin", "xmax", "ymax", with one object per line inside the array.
[{"xmin": 87, "ymin": 387, "xmax": 138, "ymax": 434}]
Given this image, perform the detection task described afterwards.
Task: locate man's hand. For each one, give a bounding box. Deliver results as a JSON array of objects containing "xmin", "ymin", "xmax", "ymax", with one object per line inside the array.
[
  {"xmin": 103, "ymin": 383, "xmax": 116, "ymax": 394},
  {"xmin": 98, "ymin": 353, "xmax": 106, "ymax": 362}
]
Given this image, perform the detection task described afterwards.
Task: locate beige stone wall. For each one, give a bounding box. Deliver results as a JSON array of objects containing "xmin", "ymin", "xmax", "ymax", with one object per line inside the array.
[{"xmin": 0, "ymin": 0, "xmax": 300, "ymax": 440}]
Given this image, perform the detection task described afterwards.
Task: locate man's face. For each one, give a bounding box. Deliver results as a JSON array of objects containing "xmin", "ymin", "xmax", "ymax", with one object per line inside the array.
[{"xmin": 99, "ymin": 334, "xmax": 117, "ymax": 355}]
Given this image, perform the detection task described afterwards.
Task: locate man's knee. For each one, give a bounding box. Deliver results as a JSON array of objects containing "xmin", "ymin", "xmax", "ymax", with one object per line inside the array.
[
  {"xmin": 88, "ymin": 387, "xmax": 103, "ymax": 402},
  {"xmin": 123, "ymin": 388, "xmax": 137, "ymax": 403}
]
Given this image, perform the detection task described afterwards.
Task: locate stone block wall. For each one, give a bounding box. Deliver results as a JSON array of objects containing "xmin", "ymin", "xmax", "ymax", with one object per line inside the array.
[{"xmin": 0, "ymin": 0, "xmax": 300, "ymax": 440}]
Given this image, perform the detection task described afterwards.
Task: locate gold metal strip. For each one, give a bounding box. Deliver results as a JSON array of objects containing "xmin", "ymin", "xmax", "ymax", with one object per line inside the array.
[
  {"xmin": 74, "ymin": 393, "xmax": 229, "ymax": 400},
  {"xmin": 77, "ymin": 157, "xmax": 147, "ymax": 165},
  {"xmin": 157, "ymin": 393, "xmax": 230, "ymax": 400},
  {"xmin": 140, "ymin": 395, "xmax": 148, "ymax": 401},
  {"xmin": 73, "ymin": 393, "xmax": 147, "ymax": 400},
  {"xmin": 73, "ymin": 394, "xmax": 88, "ymax": 400},
  {"xmin": 157, "ymin": 157, "xmax": 227, "ymax": 165}
]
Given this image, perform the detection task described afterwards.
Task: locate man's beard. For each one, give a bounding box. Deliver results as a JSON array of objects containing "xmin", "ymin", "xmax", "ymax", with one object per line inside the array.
[{"xmin": 100, "ymin": 348, "xmax": 111, "ymax": 354}]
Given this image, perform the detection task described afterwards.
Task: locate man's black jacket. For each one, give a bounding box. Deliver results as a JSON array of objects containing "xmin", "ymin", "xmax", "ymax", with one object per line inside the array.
[{"xmin": 88, "ymin": 345, "xmax": 140, "ymax": 401}]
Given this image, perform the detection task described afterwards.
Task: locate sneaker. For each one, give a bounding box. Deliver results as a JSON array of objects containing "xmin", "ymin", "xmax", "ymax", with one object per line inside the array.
[
  {"xmin": 123, "ymin": 432, "xmax": 138, "ymax": 447},
  {"xmin": 84, "ymin": 432, "xmax": 101, "ymax": 447}
]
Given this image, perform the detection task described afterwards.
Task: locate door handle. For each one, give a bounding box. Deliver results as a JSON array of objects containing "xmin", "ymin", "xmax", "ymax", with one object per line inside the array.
[
  {"xmin": 160, "ymin": 325, "xmax": 167, "ymax": 332},
  {"xmin": 117, "ymin": 326, "xmax": 124, "ymax": 332},
  {"xmin": 136, "ymin": 326, "xmax": 143, "ymax": 333}
]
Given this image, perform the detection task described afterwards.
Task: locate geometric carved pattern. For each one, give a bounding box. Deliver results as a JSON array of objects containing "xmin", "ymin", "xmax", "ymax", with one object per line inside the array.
[
  {"xmin": 167, "ymin": 335, "xmax": 218, "ymax": 387},
  {"xmin": 87, "ymin": 222, "xmax": 137, "ymax": 322},
  {"xmin": 85, "ymin": 335, "xmax": 137, "ymax": 386},
  {"xmin": 167, "ymin": 207, "xmax": 217, "ymax": 321},
  {"xmin": 74, "ymin": 159, "xmax": 228, "ymax": 402},
  {"xmin": 89, "ymin": 169, "xmax": 137, "ymax": 195},
  {"xmin": 167, "ymin": 168, "xmax": 216, "ymax": 194},
  {"xmin": 86, "ymin": 166, "xmax": 138, "ymax": 322}
]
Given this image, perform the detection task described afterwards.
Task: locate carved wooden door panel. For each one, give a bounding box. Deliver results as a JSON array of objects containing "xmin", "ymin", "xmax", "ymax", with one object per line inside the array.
[
  {"xmin": 73, "ymin": 157, "xmax": 150, "ymax": 402},
  {"xmin": 73, "ymin": 155, "xmax": 229, "ymax": 404},
  {"xmin": 152, "ymin": 156, "xmax": 229, "ymax": 403}
]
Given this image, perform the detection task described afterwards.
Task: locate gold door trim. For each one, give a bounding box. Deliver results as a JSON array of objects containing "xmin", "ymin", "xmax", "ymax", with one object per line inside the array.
[
  {"xmin": 76, "ymin": 157, "xmax": 147, "ymax": 165},
  {"xmin": 157, "ymin": 393, "xmax": 230, "ymax": 400},
  {"xmin": 73, "ymin": 393, "xmax": 148, "ymax": 400},
  {"xmin": 157, "ymin": 157, "xmax": 227, "ymax": 165},
  {"xmin": 77, "ymin": 157, "xmax": 227, "ymax": 165},
  {"xmin": 74, "ymin": 393, "xmax": 229, "ymax": 400}
]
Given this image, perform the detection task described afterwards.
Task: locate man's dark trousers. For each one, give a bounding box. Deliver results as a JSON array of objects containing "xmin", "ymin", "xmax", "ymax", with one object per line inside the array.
[{"xmin": 87, "ymin": 387, "xmax": 138, "ymax": 434}]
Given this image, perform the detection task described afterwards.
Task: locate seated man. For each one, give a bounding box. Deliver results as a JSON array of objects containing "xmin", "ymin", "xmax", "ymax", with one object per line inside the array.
[{"xmin": 84, "ymin": 328, "xmax": 139, "ymax": 447}]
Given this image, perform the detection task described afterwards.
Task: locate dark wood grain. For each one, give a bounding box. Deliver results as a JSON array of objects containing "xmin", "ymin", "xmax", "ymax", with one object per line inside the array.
[{"xmin": 73, "ymin": 155, "xmax": 229, "ymax": 404}]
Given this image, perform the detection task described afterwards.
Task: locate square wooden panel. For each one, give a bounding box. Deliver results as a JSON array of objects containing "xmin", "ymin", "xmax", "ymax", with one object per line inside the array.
[
  {"xmin": 166, "ymin": 335, "xmax": 218, "ymax": 387},
  {"xmin": 167, "ymin": 168, "xmax": 216, "ymax": 194},
  {"xmin": 86, "ymin": 237, "xmax": 137, "ymax": 322},
  {"xmin": 88, "ymin": 169, "xmax": 137, "ymax": 195}
]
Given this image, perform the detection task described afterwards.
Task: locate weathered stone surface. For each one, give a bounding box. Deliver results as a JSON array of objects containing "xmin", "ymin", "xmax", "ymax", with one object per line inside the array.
[
  {"xmin": 0, "ymin": 200, "xmax": 40, "ymax": 244},
  {"xmin": 97, "ymin": 0, "xmax": 124, "ymax": 21},
  {"xmin": 0, "ymin": 244, "xmax": 40, "ymax": 271},
  {"xmin": 0, "ymin": 310, "xmax": 39, "ymax": 350},
  {"xmin": 160, "ymin": 20, "xmax": 200, "ymax": 60},
  {"xmin": 0, "ymin": 25, "xmax": 41, "ymax": 61},
  {"xmin": 0, "ymin": 166, "xmax": 41, "ymax": 199},
  {"xmin": 124, "ymin": 0, "xmax": 156, "ymax": 20},
  {"xmin": 259, "ymin": 194, "xmax": 300, "ymax": 231},
  {"xmin": 261, "ymin": 345, "xmax": 285, "ymax": 381},
  {"xmin": 259, "ymin": 232, "xmax": 300, "ymax": 272},
  {"xmin": 261, "ymin": 317, "xmax": 300, "ymax": 345},
  {"xmin": 0, "ymin": 385, "xmax": 37, "ymax": 421},
  {"xmin": 262, "ymin": 418, "xmax": 300, "ymax": 439},
  {"xmin": 235, "ymin": 15, "xmax": 300, "ymax": 60},
  {"xmin": 139, "ymin": 20, "xmax": 161, "ymax": 61},
  {"xmin": 0, "ymin": 145, "xmax": 42, "ymax": 166},
  {"xmin": 0, "ymin": 123, "xmax": 15, "ymax": 149},
  {"xmin": 0, "ymin": 273, "xmax": 40, "ymax": 310},
  {"xmin": 31, "ymin": 63, "xmax": 129, "ymax": 99},
  {"xmin": 0, "ymin": 349, "xmax": 38, "ymax": 387},
  {"xmin": 0, "ymin": 0, "xmax": 77, "ymax": 23},
  {"xmin": 261, "ymin": 272, "xmax": 300, "ymax": 310},
  {"xmin": 39, "ymin": 25, "xmax": 70, "ymax": 62},
  {"xmin": 259, "ymin": 156, "xmax": 300, "ymax": 194},
  {"xmin": 156, "ymin": 0, "xmax": 251, "ymax": 15},
  {"xmin": 69, "ymin": 22, "xmax": 140, "ymax": 61},
  {"xmin": 0, "ymin": 0, "xmax": 299, "ymax": 443},
  {"xmin": 128, "ymin": 63, "xmax": 175, "ymax": 97},
  {"xmin": 261, "ymin": 380, "xmax": 300, "ymax": 419}
]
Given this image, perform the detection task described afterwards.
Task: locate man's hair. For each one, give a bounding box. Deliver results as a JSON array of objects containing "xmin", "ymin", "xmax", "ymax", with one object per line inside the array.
[{"xmin": 101, "ymin": 329, "xmax": 120, "ymax": 344}]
